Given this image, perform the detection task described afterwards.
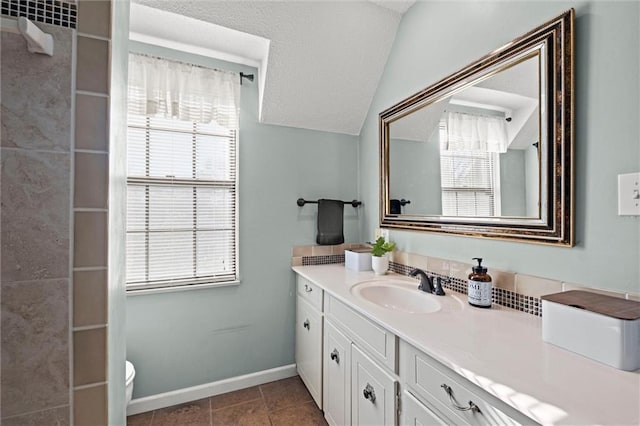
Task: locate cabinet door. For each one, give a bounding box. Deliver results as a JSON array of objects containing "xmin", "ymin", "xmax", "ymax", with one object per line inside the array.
[
  {"xmin": 323, "ymin": 320, "xmax": 351, "ymax": 426},
  {"xmin": 296, "ymin": 297, "xmax": 323, "ymax": 409},
  {"xmin": 351, "ymin": 344, "xmax": 398, "ymax": 426},
  {"xmin": 402, "ymin": 390, "xmax": 450, "ymax": 426}
]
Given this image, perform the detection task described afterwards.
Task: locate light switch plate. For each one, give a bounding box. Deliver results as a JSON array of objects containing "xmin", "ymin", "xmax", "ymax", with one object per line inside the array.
[{"xmin": 618, "ymin": 172, "xmax": 640, "ymax": 216}]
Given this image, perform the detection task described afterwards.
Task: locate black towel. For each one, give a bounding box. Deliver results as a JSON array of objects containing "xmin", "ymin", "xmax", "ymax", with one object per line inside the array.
[
  {"xmin": 316, "ymin": 199, "xmax": 344, "ymax": 245},
  {"xmin": 390, "ymin": 199, "xmax": 402, "ymax": 214}
]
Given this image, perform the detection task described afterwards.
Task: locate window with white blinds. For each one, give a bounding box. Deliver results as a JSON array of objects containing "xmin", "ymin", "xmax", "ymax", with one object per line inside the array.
[
  {"xmin": 439, "ymin": 120, "xmax": 500, "ymax": 217},
  {"xmin": 126, "ymin": 55, "xmax": 239, "ymax": 291}
]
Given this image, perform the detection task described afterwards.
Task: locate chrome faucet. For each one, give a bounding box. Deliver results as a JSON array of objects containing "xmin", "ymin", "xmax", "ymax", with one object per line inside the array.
[{"xmin": 409, "ymin": 268, "xmax": 446, "ymax": 296}]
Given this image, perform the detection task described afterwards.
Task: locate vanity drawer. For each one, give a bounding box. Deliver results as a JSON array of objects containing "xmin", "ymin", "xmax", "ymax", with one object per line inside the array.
[
  {"xmin": 297, "ymin": 275, "xmax": 323, "ymax": 311},
  {"xmin": 325, "ymin": 295, "xmax": 397, "ymax": 373},
  {"xmin": 401, "ymin": 341, "xmax": 529, "ymax": 426}
]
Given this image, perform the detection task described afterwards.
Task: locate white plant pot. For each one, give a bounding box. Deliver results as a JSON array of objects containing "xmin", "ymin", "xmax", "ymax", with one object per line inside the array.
[{"xmin": 371, "ymin": 254, "xmax": 390, "ymax": 275}]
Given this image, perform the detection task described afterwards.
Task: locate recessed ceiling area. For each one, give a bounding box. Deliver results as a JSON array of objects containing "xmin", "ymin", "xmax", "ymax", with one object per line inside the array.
[{"xmin": 131, "ymin": 0, "xmax": 416, "ymax": 135}]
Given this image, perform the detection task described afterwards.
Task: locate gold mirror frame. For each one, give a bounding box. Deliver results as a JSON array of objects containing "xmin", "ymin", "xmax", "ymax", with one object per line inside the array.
[{"xmin": 379, "ymin": 9, "xmax": 574, "ymax": 246}]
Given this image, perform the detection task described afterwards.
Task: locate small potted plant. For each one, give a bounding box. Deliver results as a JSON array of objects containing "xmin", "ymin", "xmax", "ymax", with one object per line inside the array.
[{"xmin": 370, "ymin": 236, "xmax": 396, "ymax": 275}]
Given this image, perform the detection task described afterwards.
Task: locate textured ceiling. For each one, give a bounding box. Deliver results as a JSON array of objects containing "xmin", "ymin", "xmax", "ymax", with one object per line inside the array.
[{"xmin": 133, "ymin": 0, "xmax": 415, "ymax": 135}]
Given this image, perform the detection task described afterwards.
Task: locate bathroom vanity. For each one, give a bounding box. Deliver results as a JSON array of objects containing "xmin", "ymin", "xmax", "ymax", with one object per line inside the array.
[{"xmin": 293, "ymin": 264, "xmax": 640, "ymax": 425}]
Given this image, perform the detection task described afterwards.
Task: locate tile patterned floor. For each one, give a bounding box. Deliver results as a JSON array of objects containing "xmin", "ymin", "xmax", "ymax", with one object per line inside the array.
[{"xmin": 127, "ymin": 376, "xmax": 328, "ymax": 426}]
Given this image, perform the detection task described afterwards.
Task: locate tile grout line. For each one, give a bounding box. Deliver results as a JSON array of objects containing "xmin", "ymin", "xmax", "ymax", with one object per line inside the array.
[{"xmin": 0, "ymin": 403, "xmax": 70, "ymax": 421}]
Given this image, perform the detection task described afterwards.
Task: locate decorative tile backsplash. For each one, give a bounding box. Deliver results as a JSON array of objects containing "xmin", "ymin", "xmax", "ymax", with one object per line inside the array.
[
  {"xmin": 292, "ymin": 244, "xmax": 633, "ymax": 317},
  {"xmin": 1, "ymin": 0, "xmax": 77, "ymax": 29},
  {"xmin": 302, "ymin": 254, "xmax": 345, "ymax": 266},
  {"xmin": 389, "ymin": 262, "xmax": 543, "ymax": 316}
]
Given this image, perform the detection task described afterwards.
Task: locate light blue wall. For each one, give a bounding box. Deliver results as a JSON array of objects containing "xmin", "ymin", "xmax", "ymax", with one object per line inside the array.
[
  {"xmin": 389, "ymin": 137, "xmax": 442, "ymax": 215},
  {"xmin": 359, "ymin": 1, "xmax": 640, "ymax": 292},
  {"xmin": 500, "ymin": 149, "xmax": 526, "ymax": 217},
  {"xmin": 126, "ymin": 42, "xmax": 359, "ymax": 398}
]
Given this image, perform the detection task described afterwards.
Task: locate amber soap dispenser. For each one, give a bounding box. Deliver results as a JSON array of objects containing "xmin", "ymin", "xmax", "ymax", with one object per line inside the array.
[{"xmin": 468, "ymin": 258, "xmax": 492, "ymax": 308}]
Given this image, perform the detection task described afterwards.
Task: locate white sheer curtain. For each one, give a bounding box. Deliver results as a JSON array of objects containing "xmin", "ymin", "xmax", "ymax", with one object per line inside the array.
[
  {"xmin": 128, "ymin": 53, "xmax": 240, "ymax": 129},
  {"xmin": 443, "ymin": 111, "xmax": 508, "ymax": 153}
]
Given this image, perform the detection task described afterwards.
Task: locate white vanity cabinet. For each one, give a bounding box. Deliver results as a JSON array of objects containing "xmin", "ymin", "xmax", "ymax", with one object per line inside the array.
[
  {"xmin": 351, "ymin": 344, "xmax": 398, "ymax": 426},
  {"xmin": 400, "ymin": 341, "xmax": 534, "ymax": 426},
  {"xmin": 323, "ymin": 320, "xmax": 351, "ymax": 426},
  {"xmin": 324, "ymin": 294, "xmax": 399, "ymax": 426},
  {"xmin": 295, "ymin": 276, "xmax": 323, "ymax": 409}
]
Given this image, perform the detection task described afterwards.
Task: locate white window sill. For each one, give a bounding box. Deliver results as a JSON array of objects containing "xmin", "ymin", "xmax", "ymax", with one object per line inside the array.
[{"xmin": 126, "ymin": 280, "xmax": 240, "ymax": 296}]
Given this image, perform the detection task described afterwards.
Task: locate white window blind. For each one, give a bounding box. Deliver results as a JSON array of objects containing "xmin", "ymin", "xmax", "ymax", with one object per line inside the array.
[
  {"xmin": 439, "ymin": 119, "xmax": 500, "ymax": 216},
  {"xmin": 126, "ymin": 54, "xmax": 239, "ymax": 291}
]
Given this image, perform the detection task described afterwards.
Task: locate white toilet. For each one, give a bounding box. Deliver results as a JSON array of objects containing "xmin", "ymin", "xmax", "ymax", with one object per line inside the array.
[{"xmin": 125, "ymin": 360, "xmax": 136, "ymax": 406}]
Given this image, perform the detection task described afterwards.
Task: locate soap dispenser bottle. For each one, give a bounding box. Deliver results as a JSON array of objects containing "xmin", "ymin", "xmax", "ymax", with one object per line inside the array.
[{"xmin": 468, "ymin": 258, "xmax": 492, "ymax": 308}]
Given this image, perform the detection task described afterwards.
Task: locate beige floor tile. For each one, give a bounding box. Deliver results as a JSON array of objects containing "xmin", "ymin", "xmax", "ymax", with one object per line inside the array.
[
  {"xmin": 126, "ymin": 411, "xmax": 154, "ymax": 426},
  {"xmin": 212, "ymin": 399, "xmax": 270, "ymax": 426},
  {"xmin": 269, "ymin": 401, "xmax": 327, "ymax": 426},
  {"xmin": 211, "ymin": 385, "xmax": 262, "ymax": 410},
  {"xmin": 153, "ymin": 398, "xmax": 210, "ymax": 426},
  {"xmin": 260, "ymin": 376, "xmax": 312, "ymax": 412}
]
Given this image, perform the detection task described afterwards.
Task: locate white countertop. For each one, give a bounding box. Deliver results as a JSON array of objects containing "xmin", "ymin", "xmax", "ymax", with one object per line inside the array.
[{"xmin": 293, "ymin": 264, "xmax": 640, "ymax": 426}]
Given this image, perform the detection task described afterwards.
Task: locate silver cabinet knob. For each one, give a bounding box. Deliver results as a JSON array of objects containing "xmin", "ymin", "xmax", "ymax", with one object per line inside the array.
[{"xmin": 363, "ymin": 383, "xmax": 376, "ymax": 403}]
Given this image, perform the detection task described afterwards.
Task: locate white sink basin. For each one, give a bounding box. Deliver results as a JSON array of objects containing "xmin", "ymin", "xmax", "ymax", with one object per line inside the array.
[{"xmin": 350, "ymin": 280, "xmax": 441, "ymax": 314}]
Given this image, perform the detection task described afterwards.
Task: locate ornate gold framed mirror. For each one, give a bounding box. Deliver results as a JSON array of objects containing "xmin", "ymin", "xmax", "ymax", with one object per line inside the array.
[{"xmin": 379, "ymin": 9, "xmax": 574, "ymax": 246}]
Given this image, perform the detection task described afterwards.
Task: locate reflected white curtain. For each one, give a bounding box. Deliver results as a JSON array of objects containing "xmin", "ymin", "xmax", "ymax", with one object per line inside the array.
[
  {"xmin": 443, "ymin": 111, "xmax": 508, "ymax": 153},
  {"xmin": 128, "ymin": 53, "xmax": 240, "ymax": 128}
]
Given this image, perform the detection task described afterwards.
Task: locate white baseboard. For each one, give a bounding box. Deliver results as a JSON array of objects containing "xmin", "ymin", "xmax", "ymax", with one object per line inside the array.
[{"xmin": 126, "ymin": 364, "xmax": 297, "ymax": 416}]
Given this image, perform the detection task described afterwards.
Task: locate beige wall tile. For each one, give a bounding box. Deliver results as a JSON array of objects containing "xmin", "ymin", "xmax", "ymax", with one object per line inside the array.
[
  {"xmin": 74, "ymin": 384, "xmax": 107, "ymax": 425},
  {"xmin": 73, "ymin": 327, "xmax": 107, "ymax": 386},
  {"xmin": 73, "ymin": 270, "xmax": 107, "ymax": 327},
  {"xmin": 74, "ymin": 212, "xmax": 108, "ymax": 267},
  {"xmin": 311, "ymin": 245, "xmax": 332, "ymax": 256},
  {"xmin": 407, "ymin": 252, "xmax": 428, "ymax": 271},
  {"xmin": 390, "ymin": 250, "xmax": 408, "ymax": 265},
  {"xmin": 75, "ymin": 94, "xmax": 109, "ymax": 151},
  {"xmin": 292, "ymin": 246, "xmax": 312, "ymax": 257},
  {"xmin": 331, "ymin": 244, "xmax": 346, "ymax": 255},
  {"xmin": 1, "ymin": 405, "xmax": 70, "ymax": 426},
  {"xmin": 427, "ymin": 256, "xmax": 449, "ymax": 276},
  {"xmin": 515, "ymin": 274, "xmax": 562, "ymax": 298},
  {"xmin": 1, "ymin": 279, "xmax": 69, "ymax": 417},
  {"xmin": 449, "ymin": 261, "xmax": 471, "ymax": 281},
  {"xmin": 1, "ymin": 27, "xmax": 72, "ymax": 151},
  {"xmin": 74, "ymin": 152, "xmax": 108, "ymax": 209},
  {"xmin": 492, "ymin": 269, "xmax": 516, "ymax": 291},
  {"xmin": 76, "ymin": 36, "xmax": 109, "ymax": 93},
  {"xmin": 78, "ymin": 0, "xmax": 111, "ymax": 38},
  {"xmin": 1, "ymin": 150, "xmax": 70, "ymax": 282},
  {"xmin": 562, "ymin": 282, "xmax": 626, "ymax": 299},
  {"xmin": 291, "ymin": 257, "xmax": 302, "ymax": 267}
]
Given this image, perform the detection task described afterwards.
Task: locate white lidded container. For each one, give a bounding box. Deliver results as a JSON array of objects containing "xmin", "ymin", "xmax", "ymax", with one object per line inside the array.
[
  {"xmin": 345, "ymin": 248, "xmax": 372, "ymax": 271},
  {"xmin": 542, "ymin": 290, "xmax": 640, "ymax": 371}
]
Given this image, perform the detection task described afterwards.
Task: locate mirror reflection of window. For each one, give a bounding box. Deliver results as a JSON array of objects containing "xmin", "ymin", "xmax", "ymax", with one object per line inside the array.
[{"xmin": 438, "ymin": 116, "xmax": 501, "ymax": 216}]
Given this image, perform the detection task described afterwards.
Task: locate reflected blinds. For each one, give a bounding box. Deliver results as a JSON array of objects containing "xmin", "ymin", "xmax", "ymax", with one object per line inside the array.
[
  {"xmin": 126, "ymin": 92, "xmax": 238, "ymax": 290},
  {"xmin": 439, "ymin": 121, "xmax": 498, "ymax": 217}
]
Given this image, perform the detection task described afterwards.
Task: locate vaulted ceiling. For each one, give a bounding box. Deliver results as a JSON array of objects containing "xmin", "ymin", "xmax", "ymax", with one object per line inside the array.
[{"xmin": 131, "ymin": 0, "xmax": 416, "ymax": 135}]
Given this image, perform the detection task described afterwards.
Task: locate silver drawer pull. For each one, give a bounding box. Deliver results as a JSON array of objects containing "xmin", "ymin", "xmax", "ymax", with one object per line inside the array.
[
  {"xmin": 304, "ymin": 284, "xmax": 313, "ymax": 292},
  {"xmin": 330, "ymin": 349, "xmax": 340, "ymax": 364},
  {"xmin": 363, "ymin": 383, "xmax": 376, "ymax": 403},
  {"xmin": 303, "ymin": 319, "xmax": 310, "ymax": 330},
  {"xmin": 441, "ymin": 384, "xmax": 481, "ymax": 413}
]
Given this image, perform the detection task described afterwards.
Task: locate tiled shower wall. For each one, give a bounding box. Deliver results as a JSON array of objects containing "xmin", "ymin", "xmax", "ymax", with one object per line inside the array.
[{"xmin": 1, "ymin": 1, "xmax": 112, "ymax": 424}]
